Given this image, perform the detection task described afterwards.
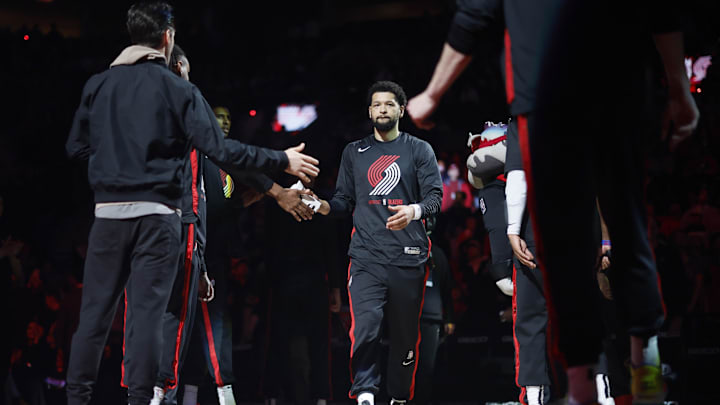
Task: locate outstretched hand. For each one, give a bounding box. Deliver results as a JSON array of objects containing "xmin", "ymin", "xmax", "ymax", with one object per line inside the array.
[
  {"xmin": 508, "ymin": 234, "xmax": 536, "ymax": 269},
  {"xmin": 284, "ymin": 143, "xmax": 320, "ymax": 183},
  {"xmin": 386, "ymin": 205, "xmax": 414, "ymax": 231},
  {"xmin": 275, "ymin": 188, "xmax": 315, "ymax": 222}
]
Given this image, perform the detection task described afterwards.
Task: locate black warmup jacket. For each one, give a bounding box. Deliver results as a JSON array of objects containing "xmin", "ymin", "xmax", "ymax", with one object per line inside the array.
[
  {"xmin": 329, "ymin": 132, "xmax": 443, "ymax": 267},
  {"xmin": 66, "ymin": 57, "xmax": 288, "ymax": 209}
]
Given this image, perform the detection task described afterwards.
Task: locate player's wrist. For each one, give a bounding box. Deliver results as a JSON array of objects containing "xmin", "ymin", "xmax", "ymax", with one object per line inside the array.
[
  {"xmin": 410, "ymin": 204, "xmax": 422, "ymax": 220},
  {"xmin": 265, "ymin": 183, "xmax": 282, "ymax": 199}
]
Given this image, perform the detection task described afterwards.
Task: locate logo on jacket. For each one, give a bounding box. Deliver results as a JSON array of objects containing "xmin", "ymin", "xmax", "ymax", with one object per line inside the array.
[{"xmin": 368, "ymin": 155, "xmax": 401, "ymax": 196}]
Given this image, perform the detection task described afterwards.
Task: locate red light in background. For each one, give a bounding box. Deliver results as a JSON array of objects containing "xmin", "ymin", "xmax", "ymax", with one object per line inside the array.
[
  {"xmin": 249, "ymin": 109, "xmax": 257, "ymax": 117},
  {"xmin": 23, "ymin": 35, "xmax": 29, "ymax": 41}
]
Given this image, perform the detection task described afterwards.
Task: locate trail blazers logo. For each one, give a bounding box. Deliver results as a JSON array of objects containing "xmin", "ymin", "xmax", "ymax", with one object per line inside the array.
[{"xmin": 368, "ymin": 155, "xmax": 401, "ymax": 195}]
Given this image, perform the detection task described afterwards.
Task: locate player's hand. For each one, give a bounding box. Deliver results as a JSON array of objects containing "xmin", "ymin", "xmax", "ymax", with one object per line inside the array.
[
  {"xmin": 329, "ymin": 288, "xmax": 341, "ymax": 313},
  {"xmin": 508, "ymin": 234, "xmax": 536, "ymax": 269},
  {"xmin": 198, "ymin": 273, "xmax": 214, "ymax": 302},
  {"xmin": 275, "ymin": 188, "xmax": 314, "ymax": 222},
  {"xmin": 284, "ymin": 143, "xmax": 320, "ymax": 183},
  {"xmin": 386, "ymin": 205, "xmax": 414, "ymax": 230},
  {"xmin": 407, "ymin": 92, "xmax": 438, "ymax": 130},
  {"xmin": 600, "ymin": 245, "xmax": 611, "ymax": 271},
  {"xmin": 444, "ymin": 322, "xmax": 456, "ymax": 335},
  {"xmin": 597, "ymin": 271, "xmax": 613, "ymax": 300},
  {"xmin": 664, "ymin": 86, "xmax": 699, "ymax": 150}
]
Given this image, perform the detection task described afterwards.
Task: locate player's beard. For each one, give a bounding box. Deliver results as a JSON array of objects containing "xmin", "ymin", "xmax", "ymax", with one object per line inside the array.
[{"xmin": 372, "ymin": 116, "xmax": 398, "ymax": 132}]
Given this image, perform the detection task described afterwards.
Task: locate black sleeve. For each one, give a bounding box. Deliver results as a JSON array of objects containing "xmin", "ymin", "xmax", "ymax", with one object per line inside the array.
[
  {"xmin": 504, "ymin": 118, "xmax": 523, "ymax": 174},
  {"xmin": 233, "ymin": 171, "xmax": 275, "ymax": 193},
  {"xmin": 328, "ymin": 144, "xmax": 356, "ymax": 217},
  {"xmin": 183, "ymin": 86, "xmax": 289, "ymax": 174},
  {"xmin": 447, "ymin": 0, "xmax": 504, "ymax": 55},
  {"xmin": 414, "ymin": 140, "xmax": 443, "ymax": 218},
  {"xmin": 66, "ymin": 79, "xmax": 94, "ymax": 160}
]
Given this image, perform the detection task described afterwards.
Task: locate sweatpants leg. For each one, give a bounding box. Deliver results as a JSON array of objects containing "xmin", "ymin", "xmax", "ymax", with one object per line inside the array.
[
  {"xmin": 123, "ymin": 214, "xmax": 182, "ymax": 405},
  {"xmin": 385, "ymin": 264, "xmax": 427, "ymax": 401},
  {"xmin": 157, "ymin": 222, "xmax": 201, "ymax": 404},
  {"xmin": 478, "ymin": 182, "xmax": 514, "ymax": 280},
  {"xmin": 412, "ymin": 322, "xmax": 441, "ymax": 405},
  {"xmin": 347, "ymin": 260, "xmax": 387, "ymax": 398},
  {"xmin": 514, "ymin": 113, "xmax": 605, "ymax": 367},
  {"xmin": 67, "ymin": 218, "xmax": 132, "ymax": 405},
  {"xmin": 513, "ymin": 261, "xmax": 551, "ymax": 388}
]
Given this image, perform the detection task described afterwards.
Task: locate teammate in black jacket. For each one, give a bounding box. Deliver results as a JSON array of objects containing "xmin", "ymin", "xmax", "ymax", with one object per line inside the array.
[
  {"xmin": 315, "ymin": 81, "xmax": 442, "ymax": 405},
  {"xmin": 64, "ymin": 4, "xmax": 319, "ymax": 405}
]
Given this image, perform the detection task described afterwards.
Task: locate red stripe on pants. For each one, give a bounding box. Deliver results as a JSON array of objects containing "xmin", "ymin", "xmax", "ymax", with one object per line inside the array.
[{"xmin": 201, "ymin": 301, "xmax": 224, "ymax": 387}]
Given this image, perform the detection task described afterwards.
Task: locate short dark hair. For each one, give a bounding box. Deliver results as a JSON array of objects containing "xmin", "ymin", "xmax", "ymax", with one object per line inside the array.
[
  {"xmin": 126, "ymin": 2, "xmax": 175, "ymax": 48},
  {"xmin": 169, "ymin": 44, "xmax": 186, "ymax": 75},
  {"xmin": 367, "ymin": 81, "xmax": 407, "ymax": 106}
]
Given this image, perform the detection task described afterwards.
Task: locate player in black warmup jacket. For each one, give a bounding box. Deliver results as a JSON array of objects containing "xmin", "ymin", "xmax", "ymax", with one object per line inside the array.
[{"xmin": 314, "ymin": 81, "xmax": 442, "ymax": 405}]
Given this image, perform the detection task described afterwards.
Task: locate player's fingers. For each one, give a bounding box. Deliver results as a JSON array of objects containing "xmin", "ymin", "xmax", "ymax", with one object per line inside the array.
[
  {"xmin": 288, "ymin": 142, "xmax": 305, "ymax": 152},
  {"xmin": 386, "ymin": 217, "xmax": 407, "ymax": 230},
  {"xmin": 298, "ymin": 173, "xmax": 312, "ymax": 184},
  {"xmin": 298, "ymin": 206, "xmax": 313, "ymax": 220},
  {"xmin": 290, "ymin": 210, "xmax": 302, "ymax": 222},
  {"xmin": 388, "ymin": 205, "xmax": 401, "ymax": 212},
  {"xmin": 300, "ymin": 154, "xmax": 320, "ymax": 166},
  {"xmin": 301, "ymin": 163, "xmax": 320, "ymax": 176},
  {"xmin": 518, "ymin": 256, "xmax": 535, "ymax": 269}
]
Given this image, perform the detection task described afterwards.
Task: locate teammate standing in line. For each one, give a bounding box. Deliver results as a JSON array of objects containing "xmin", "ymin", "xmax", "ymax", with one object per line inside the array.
[
  {"xmin": 147, "ymin": 46, "xmax": 315, "ymax": 405},
  {"xmin": 179, "ymin": 102, "xmax": 316, "ymax": 405},
  {"xmin": 313, "ymin": 81, "xmax": 443, "ymax": 405},
  {"xmin": 64, "ymin": 3, "xmax": 319, "ymax": 404}
]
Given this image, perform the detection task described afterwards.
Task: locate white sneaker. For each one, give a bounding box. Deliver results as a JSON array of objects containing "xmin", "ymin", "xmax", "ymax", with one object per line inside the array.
[
  {"xmin": 595, "ymin": 374, "xmax": 615, "ymax": 405},
  {"xmin": 357, "ymin": 391, "xmax": 375, "ymax": 405},
  {"xmin": 217, "ymin": 385, "xmax": 236, "ymax": 405},
  {"xmin": 149, "ymin": 386, "xmax": 165, "ymax": 405}
]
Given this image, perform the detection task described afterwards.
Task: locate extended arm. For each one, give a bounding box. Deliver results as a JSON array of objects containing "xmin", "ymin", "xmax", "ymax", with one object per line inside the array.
[
  {"xmin": 183, "ymin": 86, "xmax": 319, "ymax": 180},
  {"xmin": 318, "ymin": 145, "xmax": 355, "ymax": 217},
  {"xmin": 506, "ymin": 169, "xmax": 535, "ymax": 269}
]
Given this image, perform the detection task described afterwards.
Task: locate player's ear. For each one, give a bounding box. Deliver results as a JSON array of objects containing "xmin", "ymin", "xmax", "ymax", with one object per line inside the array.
[
  {"xmin": 368, "ymin": 106, "xmax": 372, "ymax": 119},
  {"xmin": 399, "ymin": 105, "xmax": 405, "ymax": 118}
]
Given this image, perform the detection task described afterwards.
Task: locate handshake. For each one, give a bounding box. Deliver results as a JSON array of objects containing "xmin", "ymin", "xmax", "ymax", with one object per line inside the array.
[{"xmin": 290, "ymin": 180, "xmax": 322, "ymax": 212}]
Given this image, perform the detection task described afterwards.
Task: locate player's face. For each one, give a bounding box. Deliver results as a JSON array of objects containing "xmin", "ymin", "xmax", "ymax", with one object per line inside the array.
[
  {"xmin": 369, "ymin": 91, "xmax": 404, "ymax": 132},
  {"xmin": 174, "ymin": 56, "xmax": 190, "ymax": 81},
  {"xmin": 213, "ymin": 107, "xmax": 231, "ymax": 137}
]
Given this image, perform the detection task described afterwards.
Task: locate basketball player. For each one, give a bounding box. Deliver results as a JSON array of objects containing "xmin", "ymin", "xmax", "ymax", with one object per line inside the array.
[
  {"xmin": 314, "ymin": 81, "xmax": 443, "ymax": 405},
  {"xmin": 407, "ymin": 1, "xmax": 698, "ymax": 403}
]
